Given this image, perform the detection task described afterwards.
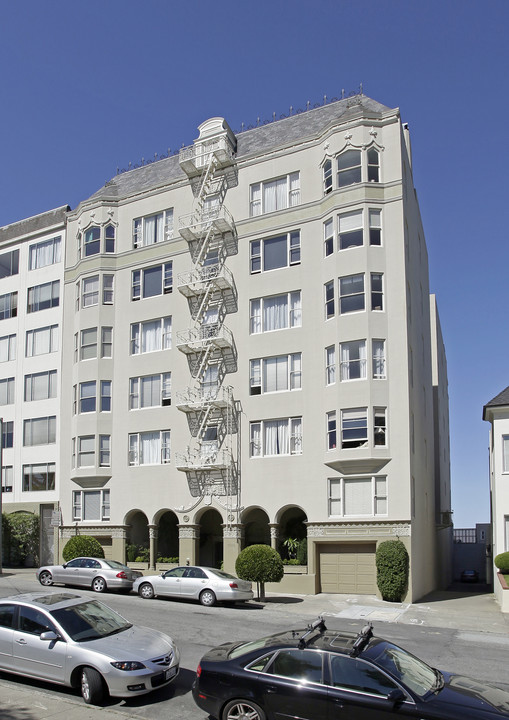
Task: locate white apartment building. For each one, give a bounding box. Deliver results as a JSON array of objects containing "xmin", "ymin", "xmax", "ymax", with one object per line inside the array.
[
  {"xmin": 0, "ymin": 206, "xmax": 68, "ymax": 564},
  {"xmin": 39, "ymin": 92, "xmax": 450, "ymax": 602}
]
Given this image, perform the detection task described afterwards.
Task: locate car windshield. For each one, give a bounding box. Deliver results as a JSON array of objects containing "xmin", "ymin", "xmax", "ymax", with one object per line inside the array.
[
  {"xmin": 51, "ymin": 600, "xmax": 132, "ymax": 642},
  {"xmin": 104, "ymin": 560, "xmax": 127, "ymax": 570},
  {"xmin": 207, "ymin": 569, "xmax": 236, "ymax": 580},
  {"xmin": 372, "ymin": 643, "xmax": 438, "ymax": 697}
]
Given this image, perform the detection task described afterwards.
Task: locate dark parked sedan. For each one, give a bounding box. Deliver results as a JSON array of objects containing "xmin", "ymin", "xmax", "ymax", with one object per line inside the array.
[{"xmin": 193, "ymin": 618, "xmax": 509, "ymax": 720}]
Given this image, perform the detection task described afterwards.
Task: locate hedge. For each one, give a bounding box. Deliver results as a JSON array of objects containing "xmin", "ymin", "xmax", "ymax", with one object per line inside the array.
[{"xmin": 376, "ymin": 539, "xmax": 409, "ymax": 602}]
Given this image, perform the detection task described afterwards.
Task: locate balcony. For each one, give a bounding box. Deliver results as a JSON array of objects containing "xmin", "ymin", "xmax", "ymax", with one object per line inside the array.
[
  {"xmin": 177, "ymin": 264, "xmax": 235, "ymax": 297},
  {"xmin": 176, "ymin": 324, "xmax": 234, "ymax": 354},
  {"xmin": 179, "ymin": 206, "xmax": 237, "ymax": 244}
]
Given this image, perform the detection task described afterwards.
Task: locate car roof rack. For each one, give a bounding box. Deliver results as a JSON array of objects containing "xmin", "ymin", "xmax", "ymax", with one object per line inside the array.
[
  {"xmin": 297, "ymin": 616, "xmax": 327, "ymax": 649},
  {"xmin": 350, "ymin": 623, "xmax": 374, "ymax": 657}
]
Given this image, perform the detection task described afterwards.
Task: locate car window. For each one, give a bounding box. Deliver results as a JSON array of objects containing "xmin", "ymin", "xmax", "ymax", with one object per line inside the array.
[
  {"xmin": 105, "ymin": 560, "xmax": 127, "ymax": 570},
  {"xmin": 66, "ymin": 558, "xmax": 84, "ymax": 568},
  {"xmin": 0, "ymin": 604, "xmax": 15, "ymax": 628},
  {"xmin": 164, "ymin": 567, "xmax": 186, "ymax": 578},
  {"xmin": 82, "ymin": 559, "xmax": 100, "ymax": 568},
  {"xmin": 269, "ymin": 649, "xmax": 323, "ymax": 684},
  {"xmin": 184, "ymin": 568, "xmax": 207, "ymax": 579},
  {"xmin": 330, "ymin": 654, "xmax": 399, "ymax": 696},
  {"xmin": 18, "ymin": 607, "xmax": 57, "ymax": 636},
  {"xmin": 247, "ymin": 652, "xmax": 276, "ymax": 672}
]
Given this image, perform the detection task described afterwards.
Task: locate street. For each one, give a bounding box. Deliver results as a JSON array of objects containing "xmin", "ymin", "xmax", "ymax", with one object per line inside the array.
[{"xmin": 1, "ymin": 571, "xmax": 509, "ymax": 719}]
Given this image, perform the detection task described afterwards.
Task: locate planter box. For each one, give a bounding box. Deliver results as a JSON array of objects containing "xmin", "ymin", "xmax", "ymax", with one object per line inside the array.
[
  {"xmin": 283, "ymin": 565, "xmax": 307, "ymax": 574},
  {"xmin": 127, "ymin": 562, "xmax": 149, "ymax": 571}
]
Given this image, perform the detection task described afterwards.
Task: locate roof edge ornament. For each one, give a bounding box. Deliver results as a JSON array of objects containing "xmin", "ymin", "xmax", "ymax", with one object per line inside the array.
[{"xmin": 196, "ymin": 117, "xmax": 237, "ymax": 150}]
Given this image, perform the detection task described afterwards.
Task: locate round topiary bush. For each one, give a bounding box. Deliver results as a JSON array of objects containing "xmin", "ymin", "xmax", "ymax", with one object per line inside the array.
[
  {"xmin": 494, "ymin": 552, "xmax": 509, "ymax": 573},
  {"xmin": 376, "ymin": 539, "xmax": 409, "ymax": 602},
  {"xmin": 235, "ymin": 544, "xmax": 284, "ymax": 601},
  {"xmin": 62, "ymin": 535, "xmax": 105, "ymax": 562}
]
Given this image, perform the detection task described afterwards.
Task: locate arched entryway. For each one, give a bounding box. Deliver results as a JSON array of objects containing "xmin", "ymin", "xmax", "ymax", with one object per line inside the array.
[
  {"xmin": 198, "ymin": 508, "xmax": 223, "ymax": 568},
  {"xmin": 125, "ymin": 510, "xmax": 149, "ymax": 561},
  {"xmin": 278, "ymin": 506, "xmax": 307, "ymax": 562},
  {"xmin": 156, "ymin": 511, "xmax": 179, "ymax": 561},
  {"xmin": 242, "ymin": 507, "xmax": 270, "ymax": 547}
]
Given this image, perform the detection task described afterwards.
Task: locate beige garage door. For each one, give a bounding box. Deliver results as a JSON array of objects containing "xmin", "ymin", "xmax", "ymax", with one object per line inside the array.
[{"xmin": 319, "ymin": 543, "xmax": 376, "ymax": 594}]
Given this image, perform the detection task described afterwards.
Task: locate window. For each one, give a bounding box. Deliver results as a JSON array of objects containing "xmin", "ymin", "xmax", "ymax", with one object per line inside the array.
[
  {"xmin": 367, "ymin": 148, "xmax": 380, "ymax": 182},
  {"xmin": 0, "ymin": 249, "xmax": 19, "ymax": 278},
  {"xmin": 330, "ymin": 655, "xmax": 397, "ymax": 695},
  {"xmin": 250, "ymin": 231, "xmax": 300, "ymax": 273},
  {"xmin": 132, "ymin": 262, "xmax": 172, "ymax": 300},
  {"xmin": 0, "ymin": 334, "xmax": 16, "ymax": 362},
  {"xmin": 78, "ymin": 436, "xmax": 95, "ymax": 467},
  {"xmin": 339, "ymin": 274, "xmax": 364, "ymax": 314},
  {"xmin": 80, "ymin": 327, "xmax": 97, "ymax": 360},
  {"xmin": 340, "ymin": 340, "xmax": 367, "ymax": 381},
  {"xmin": 323, "ymin": 160, "xmax": 332, "ymax": 195},
  {"xmin": 23, "ymin": 416, "xmax": 56, "ymax": 446},
  {"xmin": 105, "ymin": 224, "xmax": 115, "ymax": 253},
  {"xmin": 99, "ymin": 435, "xmax": 111, "ymax": 466},
  {"xmin": 337, "ymin": 149, "xmax": 361, "ymax": 187},
  {"xmin": 101, "ymin": 326, "xmax": 113, "ymax": 358},
  {"xmin": 269, "ymin": 649, "xmax": 323, "ymax": 683},
  {"xmin": 29, "ymin": 236, "xmax": 61, "ymax": 269},
  {"xmin": 374, "ymin": 407, "xmax": 387, "ymax": 446},
  {"xmin": 129, "ymin": 373, "xmax": 171, "ymax": 409},
  {"xmin": 372, "ymin": 340, "xmax": 386, "ymax": 379},
  {"xmin": 324, "ymin": 218, "xmax": 333, "ymax": 256},
  {"xmin": 341, "ymin": 408, "xmax": 367, "ymax": 448},
  {"xmin": 101, "ymin": 381, "xmax": 111, "ymax": 411},
  {"xmin": 250, "ymin": 292, "xmax": 301, "ymax": 334},
  {"xmin": 250, "ymin": 354, "xmax": 301, "ymax": 395},
  {"xmin": 325, "ymin": 345, "xmax": 336, "ymax": 385},
  {"xmin": 27, "ymin": 281, "xmax": 59, "ymax": 313},
  {"xmin": 73, "ymin": 489, "xmax": 110, "ymax": 521},
  {"xmin": 129, "ymin": 431, "xmax": 171, "ymax": 465},
  {"xmin": 25, "ymin": 370, "xmax": 57, "ymax": 402},
  {"xmin": 249, "ymin": 173, "xmax": 300, "ymax": 216},
  {"xmin": 23, "ymin": 463, "xmax": 55, "ymax": 492},
  {"xmin": 371, "ymin": 273, "xmax": 384, "ymax": 311},
  {"xmin": 339, "ymin": 210, "xmax": 363, "ymax": 249},
  {"xmin": 0, "ymin": 377, "xmax": 14, "ymax": 405},
  {"xmin": 329, "ymin": 476, "xmax": 387, "ymax": 516},
  {"xmin": 502, "ymin": 436, "xmax": 509, "ymax": 472},
  {"xmin": 369, "ymin": 209, "xmax": 382, "ymax": 246},
  {"xmin": 327, "ymin": 411, "xmax": 337, "ymax": 450},
  {"xmin": 325, "ymin": 281, "xmax": 335, "ymax": 319},
  {"xmin": 133, "ymin": 209, "xmax": 173, "ymax": 247},
  {"xmin": 79, "ymin": 382, "xmax": 96, "ymax": 413},
  {"xmin": 249, "ymin": 417, "xmax": 302, "ymax": 457},
  {"xmin": 78, "ymin": 225, "xmax": 115, "ymax": 258},
  {"xmin": 0, "ymin": 291, "xmax": 17, "ymax": 320},
  {"xmin": 83, "ymin": 226, "xmax": 100, "ymax": 257},
  {"xmin": 103, "ymin": 275, "xmax": 114, "ymax": 304},
  {"xmin": 2, "ymin": 421, "xmax": 13, "ymax": 448},
  {"xmin": 130, "ymin": 317, "xmax": 172, "ymax": 354},
  {"xmin": 1, "ymin": 465, "xmax": 13, "ymax": 493},
  {"xmin": 82, "ymin": 276, "xmax": 99, "ymax": 307}
]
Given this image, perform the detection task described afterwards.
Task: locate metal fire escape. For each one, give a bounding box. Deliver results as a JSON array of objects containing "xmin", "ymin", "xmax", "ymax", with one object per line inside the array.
[{"xmin": 175, "ymin": 120, "xmax": 240, "ymax": 505}]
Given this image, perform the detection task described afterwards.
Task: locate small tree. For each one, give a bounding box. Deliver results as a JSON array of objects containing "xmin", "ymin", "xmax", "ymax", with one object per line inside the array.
[
  {"xmin": 2, "ymin": 512, "xmax": 39, "ymax": 566},
  {"xmin": 235, "ymin": 544, "xmax": 284, "ymax": 601},
  {"xmin": 494, "ymin": 552, "xmax": 509, "ymax": 573},
  {"xmin": 62, "ymin": 535, "xmax": 105, "ymax": 562},
  {"xmin": 376, "ymin": 540, "xmax": 409, "ymax": 602}
]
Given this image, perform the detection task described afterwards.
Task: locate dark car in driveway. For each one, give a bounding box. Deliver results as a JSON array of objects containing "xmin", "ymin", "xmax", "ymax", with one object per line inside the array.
[{"xmin": 192, "ymin": 618, "xmax": 509, "ymax": 720}]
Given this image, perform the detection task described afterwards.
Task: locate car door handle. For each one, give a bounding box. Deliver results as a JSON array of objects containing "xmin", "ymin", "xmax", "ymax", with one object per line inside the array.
[
  {"xmin": 266, "ymin": 686, "xmax": 278, "ymax": 694},
  {"xmin": 15, "ymin": 639, "xmax": 27, "ymax": 645}
]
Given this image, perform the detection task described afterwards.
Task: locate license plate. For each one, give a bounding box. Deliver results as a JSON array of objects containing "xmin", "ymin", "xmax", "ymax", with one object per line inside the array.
[{"xmin": 164, "ymin": 666, "xmax": 177, "ymax": 681}]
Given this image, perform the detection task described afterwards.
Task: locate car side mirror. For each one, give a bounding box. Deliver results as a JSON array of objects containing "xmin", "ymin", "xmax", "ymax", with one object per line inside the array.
[
  {"xmin": 387, "ymin": 688, "xmax": 406, "ymax": 705},
  {"xmin": 40, "ymin": 631, "xmax": 59, "ymax": 642},
  {"xmin": 62, "ymin": 563, "xmax": 67, "ymax": 568}
]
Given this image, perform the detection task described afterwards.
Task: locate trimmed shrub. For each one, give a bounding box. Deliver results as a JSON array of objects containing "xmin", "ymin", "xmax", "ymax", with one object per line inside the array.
[
  {"xmin": 494, "ymin": 552, "xmax": 509, "ymax": 573},
  {"xmin": 62, "ymin": 535, "xmax": 104, "ymax": 562},
  {"xmin": 376, "ymin": 540, "xmax": 409, "ymax": 602},
  {"xmin": 235, "ymin": 544, "xmax": 284, "ymax": 601}
]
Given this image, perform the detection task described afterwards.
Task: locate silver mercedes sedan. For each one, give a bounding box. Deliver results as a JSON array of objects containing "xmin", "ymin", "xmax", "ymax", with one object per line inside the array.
[
  {"xmin": 36, "ymin": 557, "xmax": 142, "ymax": 593},
  {"xmin": 0, "ymin": 592, "xmax": 179, "ymax": 704},
  {"xmin": 133, "ymin": 565, "xmax": 253, "ymax": 606}
]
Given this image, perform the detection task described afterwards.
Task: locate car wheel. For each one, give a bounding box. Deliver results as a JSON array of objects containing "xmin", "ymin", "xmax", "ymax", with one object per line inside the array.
[
  {"xmin": 222, "ymin": 699, "xmax": 266, "ymax": 720},
  {"xmin": 38, "ymin": 570, "xmax": 53, "ymax": 587},
  {"xmin": 91, "ymin": 576, "xmax": 106, "ymax": 593},
  {"xmin": 199, "ymin": 589, "xmax": 216, "ymax": 607},
  {"xmin": 81, "ymin": 667, "xmax": 105, "ymax": 705},
  {"xmin": 138, "ymin": 582, "xmax": 155, "ymax": 599}
]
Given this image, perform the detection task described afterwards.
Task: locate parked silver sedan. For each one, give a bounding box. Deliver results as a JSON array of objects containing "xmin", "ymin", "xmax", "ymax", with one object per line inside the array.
[
  {"xmin": 0, "ymin": 592, "xmax": 179, "ymax": 704},
  {"xmin": 133, "ymin": 566, "xmax": 253, "ymax": 606},
  {"xmin": 36, "ymin": 557, "xmax": 142, "ymax": 593}
]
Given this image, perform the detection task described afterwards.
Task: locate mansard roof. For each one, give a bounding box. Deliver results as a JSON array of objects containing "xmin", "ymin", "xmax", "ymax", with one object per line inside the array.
[
  {"xmin": 0, "ymin": 205, "xmax": 69, "ymax": 244},
  {"xmin": 84, "ymin": 94, "xmax": 395, "ymax": 206}
]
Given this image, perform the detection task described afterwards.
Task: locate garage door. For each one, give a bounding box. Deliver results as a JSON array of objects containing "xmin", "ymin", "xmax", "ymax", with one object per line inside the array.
[{"xmin": 319, "ymin": 543, "xmax": 376, "ymax": 594}]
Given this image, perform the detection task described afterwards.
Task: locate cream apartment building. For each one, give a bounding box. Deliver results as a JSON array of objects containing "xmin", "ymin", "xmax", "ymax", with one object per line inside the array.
[
  {"xmin": 55, "ymin": 93, "xmax": 451, "ymax": 601},
  {"xmin": 0, "ymin": 206, "xmax": 68, "ymax": 564}
]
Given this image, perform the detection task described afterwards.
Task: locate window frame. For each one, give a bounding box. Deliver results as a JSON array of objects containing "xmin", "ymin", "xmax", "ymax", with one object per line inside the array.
[
  {"xmin": 128, "ymin": 430, "xmax": 171, "ymax": 466},
  {"xmin": 132, "ymin": 262, "xmax": 173, "ymax": 301},
  {"xmin": 29, "ymin": 236, "xmax": 61, "ymax": 270},
  {"xmin": 250, "ymin": 231, "xmax": 301, "ymax": 274},
  {"xmin": 73, "ymin": 489, "xmax": 110, "ymax": 521},
  {"xmin": 341, "ymin": 408, "xmax": 368, "ymax": 449},
  {"xmin": 0, "ymin": 291, "xmax": 17, "ymax": 320},
  {"xmin": 249, "ymin": 172, "xmax": 300, "ymax": 217},
  {"xmin": 249, "ymin": 291, "xmax": 301, "ymax": 334},
  {"xmin": 339, "ymin": 274, "xmax": 365, "ymax": 315},
  {"xmin": 249, "ymin": 417, "xmax": 303, "ymax": 458},
  {"xmin": 133, "ymin": 209, "xmax": 174, "ymax": 248},
  {"xmin": 249, "ymin": 354, "xmax": 302, "ymax": 396},
  {"xmin": 328, "ymin": 475, "xmax": 388, "ymax": 517},
  {"xmin": 130, "ymin": 316, "xmax": 172, "ymax": 355},
  {"xmin": 129, "ymin": 373, "xmax": 172, "ymax": 409},
  {"xmin": 22, "ymin": 463, "xmax": 56, "ymax": 492}
]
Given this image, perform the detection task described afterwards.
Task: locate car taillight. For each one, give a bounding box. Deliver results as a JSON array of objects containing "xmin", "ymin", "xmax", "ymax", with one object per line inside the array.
[
  {"xmin": 229, "ymin": 582, "xmax": 238, "ymax": 589},
  {"xmin": 116, "ymin": 571, "xmax": 128, "ymax": 579},
  {"xmin": 196, "ymin": 663, "xmax": 202, "ymax": 677}
]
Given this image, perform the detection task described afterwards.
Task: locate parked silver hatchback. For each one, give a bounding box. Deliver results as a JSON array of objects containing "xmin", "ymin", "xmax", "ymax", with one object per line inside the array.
[
  {"xmin": 0, "ymin": 592, "xmax": 179, "ymax": 704},
  {"xmin": 36, "ymin": 557, "xmax": 142, "ymax": 593}
]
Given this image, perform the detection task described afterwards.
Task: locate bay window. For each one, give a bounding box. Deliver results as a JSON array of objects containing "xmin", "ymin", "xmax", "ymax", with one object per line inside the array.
[
  {"xmin": 340, "ymin": 340, "xmax": 367, "ymax": 381},
  {"xmin": 341, "ymin": 408, "xmax": 368, "ymax": 449},
  {"xmin": 339, "ymin": 274, "xmax": 365, "ymax": 314}
]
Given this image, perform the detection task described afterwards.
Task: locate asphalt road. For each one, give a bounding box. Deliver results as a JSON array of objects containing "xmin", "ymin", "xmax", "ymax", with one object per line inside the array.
[{"xmin": 1, "ymin": 572, "xmax": 509, "ymax": 720}]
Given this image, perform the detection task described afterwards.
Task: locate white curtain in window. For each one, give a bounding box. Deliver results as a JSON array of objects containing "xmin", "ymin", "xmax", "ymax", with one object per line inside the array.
[
  {"xmin": 141, "ymin": 376, "xmax": 160, "ymax": 407},
  {"xmin": 264, "ymin": 356, "xmax": 288, "ymax": 393},
  {"xmin": 30, "ymin": 238, "xmax": 58, "ymax": 269},
  {"xmin": 290, "ymin": 292, "xmax": 301, "ymax": 327},
  {"xmin": 263, "ymin": 295, "xmax": 287, "ymax": 331},
  {"xmin": 250, "ymin": 184, "xmax": 261, "ymax": 216},
  {"xmin": 341, "ymin": 343, "xmax": 351, "ymax": 381},
  {"xmin": 289, "ymin": 172, "xmax": 300, "ymax": 206},
  {"xmin": 263, "ymin": 180, "xmax": 278, "ymax": 213},
  {"xmin": 250, "ymin": 299, "xmax": 261, "ymax": 334},
  {"xmin": 144, "ymin": 215, "xmax": 156, "ymax": 245},
  {"xmin": 141, "ymin": 321, "xmax": 160, "ymax": 353},
  {"xmin": 275, "ymin": 177, "xmax": 288, "ymax": 209},
  {"xmin": 250, "ymin": 423, "xmax": 261, "ymax": 457},
  {"xmin": 264, "ymin": 419, "xmax": 289, "ymax": 456},
  {"xmin": 373, "ymin": 340, "xmax": 385, "ymax": 377},
  {"xmin": 344, "ymin": 478, "xmax": 372, "ymax": 515},
  {"xmin": 140, "ymin": 432, "xmax": 160, "ymax": 464}
]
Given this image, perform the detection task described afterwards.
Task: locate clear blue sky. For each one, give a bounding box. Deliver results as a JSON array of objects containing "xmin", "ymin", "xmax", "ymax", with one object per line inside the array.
[{"xmin": 1, "ymin": 0, "xmax": 507, "ymax": 527}]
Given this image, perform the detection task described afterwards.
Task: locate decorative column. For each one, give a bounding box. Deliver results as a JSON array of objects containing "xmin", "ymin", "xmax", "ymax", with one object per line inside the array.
[
  {"xmin": 269, "ymin": 524, "xmax": 279, "ymax": 551},
  {"xmin": 148, "ymin": 525, "xmax": 158, "ymax": 570},
  {"xmin": 223, "ymin": 524, "xmax": 243, "ymax": 574},
  {"xmin": 178, "ymin": 523, "xmax": 200, "ymax": 566},
  {"xmin": 112, "ymin": 527, "xmax": 128, "ymax": 564}
]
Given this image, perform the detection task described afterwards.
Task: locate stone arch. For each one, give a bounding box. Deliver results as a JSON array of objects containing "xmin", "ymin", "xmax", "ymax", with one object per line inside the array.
[
  {"xmin": 241, "ymin": 506, "xmax": 270, "ymax": 548},
  {"xmin": 197, "ymin": 508, "xmax": 223, "ymax": 569},
  {"xmin": 277, "ymin": 505, "xmax": 308, "ymax": 561},
  {"xmin": 155, "ymin": 510, "xmax": 179, "ymax": 561},
  {"xmin": 124, "ymin": 509, "xmax": 149, "ymax": 558}
]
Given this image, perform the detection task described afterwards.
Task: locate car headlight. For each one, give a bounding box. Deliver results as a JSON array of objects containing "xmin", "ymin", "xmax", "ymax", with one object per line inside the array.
[{"xmin": 110, "ymin": 661, "xmax": 146, "ymax": 671}]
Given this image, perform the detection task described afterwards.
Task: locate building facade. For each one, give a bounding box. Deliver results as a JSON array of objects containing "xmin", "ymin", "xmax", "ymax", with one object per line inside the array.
[
  {"xmin": 0, "ymin": 206, "xmax": 68, "ymax": 565},
  {"xmin": 1, "ymin": 94, "xmax": 451, "ymax": 601}
]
